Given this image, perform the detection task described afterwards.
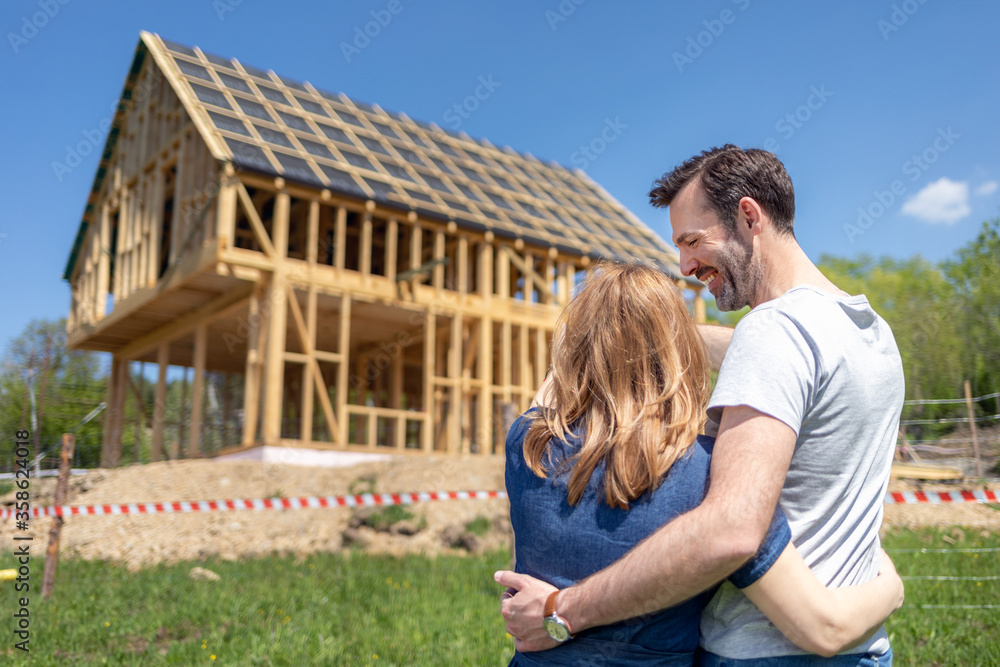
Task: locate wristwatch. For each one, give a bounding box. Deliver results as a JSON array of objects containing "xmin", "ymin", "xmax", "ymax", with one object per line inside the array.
[{"xmin": 542, "ymin": 590, "xmax": 574, "ymax": 643}]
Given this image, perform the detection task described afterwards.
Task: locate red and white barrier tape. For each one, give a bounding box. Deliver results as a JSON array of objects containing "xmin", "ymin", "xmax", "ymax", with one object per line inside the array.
[
  {"xmin": 884, "ymin": 489, "xmax": 997, "ymax": 505},
  {"xmin": 0, "ymin": 490, "xmax": 507, "ymax": 519},
  {"xmin": 1, "ymin": 488, "xmax": 997, "ymax": 519}
]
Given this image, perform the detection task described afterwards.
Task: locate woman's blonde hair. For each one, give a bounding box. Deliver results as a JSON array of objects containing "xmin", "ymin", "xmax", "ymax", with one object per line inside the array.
[{"xmin": 523, "ymin": 262, "xmax": 710, "ymax": 510}]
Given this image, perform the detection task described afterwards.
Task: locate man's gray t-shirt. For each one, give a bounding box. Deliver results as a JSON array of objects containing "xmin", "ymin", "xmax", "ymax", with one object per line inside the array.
[{"xmin": 699, "ymin": 285, "xmax": 904, "ymax": 659}]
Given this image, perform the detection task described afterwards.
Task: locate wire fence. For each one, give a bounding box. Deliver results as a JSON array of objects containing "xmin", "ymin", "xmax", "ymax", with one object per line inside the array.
[
  {"xmin": 885, "ymin": 545, "xmax": 999, "ymax": 610},
  {"xmin": 897, "ymin": 385, "xmax": 1000, "ymax": 478}
]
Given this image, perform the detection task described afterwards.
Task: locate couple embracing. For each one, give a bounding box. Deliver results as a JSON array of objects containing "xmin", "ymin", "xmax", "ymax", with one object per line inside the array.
[{"xmin": 496, "ymin": 145, "xmax": 905, "ymax": 665}]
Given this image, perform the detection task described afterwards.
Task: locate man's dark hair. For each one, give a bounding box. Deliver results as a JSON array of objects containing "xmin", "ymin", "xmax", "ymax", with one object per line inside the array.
[{"xmin": 649, "ymin": 144, "xmax": 796, "ymax": 237}]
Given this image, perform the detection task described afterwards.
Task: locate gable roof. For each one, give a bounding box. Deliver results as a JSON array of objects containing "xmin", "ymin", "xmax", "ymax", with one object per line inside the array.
[{"xmin": 65, "ymin": 32, "xmax": 685, "ymax": 280}]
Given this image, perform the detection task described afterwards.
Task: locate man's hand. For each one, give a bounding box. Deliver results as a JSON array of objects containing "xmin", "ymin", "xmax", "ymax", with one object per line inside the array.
[{"xmin": 495, "ymin": 570, "xmax": 560, "ymax": 652}]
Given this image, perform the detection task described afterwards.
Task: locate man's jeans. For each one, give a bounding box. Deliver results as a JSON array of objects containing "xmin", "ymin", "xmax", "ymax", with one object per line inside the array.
[{"xmin": 696, "ymin": 645, "xmax": 892, "ymax": 666}]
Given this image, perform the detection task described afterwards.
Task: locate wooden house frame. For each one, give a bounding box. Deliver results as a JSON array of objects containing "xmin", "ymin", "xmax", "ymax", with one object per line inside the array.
[{"xmin": 64, "ymin": 33, "xmax": 705, "ymax": 466}]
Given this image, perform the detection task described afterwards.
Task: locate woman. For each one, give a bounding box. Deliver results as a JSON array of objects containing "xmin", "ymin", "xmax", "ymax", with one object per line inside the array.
[{"xmin": 504, "ymin": 262, "xmax": 902, "ymax": 666}]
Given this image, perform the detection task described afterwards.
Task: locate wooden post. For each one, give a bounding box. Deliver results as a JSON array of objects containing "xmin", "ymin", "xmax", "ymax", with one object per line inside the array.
[
  {"xmin": 434, "ymin": 230, "xmax": 445, "ymax": 293},
  {"xmin": 135, "ymin": 363, "xmax": 145, "ymax": 463},
  {"xmin": 965, "ymin": 379, "xmax": 984, "ymax": 478},
  {"xmin": 693, "ymin": 287, "xmax": 707, "ymax": 324},
  {"xmin": 479, "ymin": 315, "xmax": 493, "ymax": 454},
  {"xmin": 176, "ymin": 367, "xmax": 187, "ymax": 459},
  {"xmin": 337, "ymin": 294, "xmax": 352, "ymax": 446},
  {"xmin": 103, "ymin": 357, "xmax": 126, "ymax": 468},
  {"xmin": 423, "ymin": 309, "xmax": 435, "ymax": 452},
  {"xmin": 480, "ymin": 239, "xmax": 493, "ymax": 303},
  {"xmin": 386, "ymin": 218, "xmax": 398, "ymax": 283},
  {"xmin": 262, "ymin": 191, "xmax": 290, "ymax": 444},
  {"xmin": 450, "ymin": 313, "xmax": 462, "ymax": 453},
  {"xmin": 189, "ymin": 323, "xmax": 207, "ymax": 455},
  {"xmin": 151, "ymin": 344, "xmax": 168, "ymax": 461},
  {"xmin": 300, "ymin": 200, "xmax": 320, "ymax": 444},
  {"xmin": 334, "ymin": 206, "xmax": 347, "ymax": 272},
  {"xmin": 360, "ymin": 209, "xmax": 373, "ymax": 281},
  {"xmin": 458, "ymin": 236, "xmax": 469, "ymax": 296},
  {"xmin": 242, "ymin": 288, "xmax": 262, "ymax": 446},
  {"xmin": 216, "ymin": 166, "xmax": 238, "ymax": 249},
  {"xmin": 42, "ymin": 433, "xmax": 75, "ymax": 599},
  {"xmin": 410, "ymin": 222, "xmax": 422, "ymax": 294},
  {"xmin": 148, "ymin": 165, "xmax": 164, "ymax": 285},
  {"xmin": 96, "ymin": 204, "xmax": 111, "ymax": 318}
]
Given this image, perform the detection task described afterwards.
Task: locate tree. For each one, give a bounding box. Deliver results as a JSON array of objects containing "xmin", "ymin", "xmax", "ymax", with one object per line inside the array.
[
  {"xmin": 943, "ymin": 218, "xmax": 1000, "ymax": 397},
  {"xmin": 0, "ymin": 319, "xmax": 107, "ymax": 469}
]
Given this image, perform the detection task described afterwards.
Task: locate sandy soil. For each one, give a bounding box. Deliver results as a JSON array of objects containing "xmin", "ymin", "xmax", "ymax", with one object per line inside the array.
[{"xmin": 1, "ymin": 457, "xmax": 997, "ymax": 570}]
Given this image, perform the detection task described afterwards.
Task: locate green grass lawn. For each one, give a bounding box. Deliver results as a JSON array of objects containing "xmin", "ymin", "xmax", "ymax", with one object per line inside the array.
[
  {"xmin": 1, "ymin": 527, "xmax": 997, "ymax": 665},
  {"xmin": 884, "ymin": 526, "xmax": 1000, "ymax": 666}
]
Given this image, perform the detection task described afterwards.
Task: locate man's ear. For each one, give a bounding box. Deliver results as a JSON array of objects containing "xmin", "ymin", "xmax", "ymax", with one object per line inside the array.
[{"xmin": 738, "ymin": 197, "xmax": 764, "ymax": 237}]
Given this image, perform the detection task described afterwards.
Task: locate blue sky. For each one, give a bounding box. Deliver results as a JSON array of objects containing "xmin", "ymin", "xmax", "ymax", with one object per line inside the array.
[{"xmin": 2, "ymin": 0, "xmax": 998, "ymax": 352}]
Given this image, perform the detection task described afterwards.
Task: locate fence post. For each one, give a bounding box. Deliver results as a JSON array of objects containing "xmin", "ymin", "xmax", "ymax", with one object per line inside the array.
[
  {"xmin": 964, "ymin": 380, "xmax": 984, "ymax": 478},
  {"xmin": 42, "ymin": 433, "xmax": 75, "ymax": 599}
]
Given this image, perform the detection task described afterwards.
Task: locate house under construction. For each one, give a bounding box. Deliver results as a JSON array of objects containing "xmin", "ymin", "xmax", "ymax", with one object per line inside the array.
[{"xmin": 64, "ymin": 32, "xmax": 704, "ymax": 466}]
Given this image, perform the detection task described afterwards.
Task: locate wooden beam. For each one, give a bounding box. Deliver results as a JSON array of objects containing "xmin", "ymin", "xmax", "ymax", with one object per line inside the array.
[
  {"xmin": 520, "ymin": 323, "xmax": 530, "ymax": 412},
  {"xmin": 433, "ymin": 230, "xmax": 445, "ymax": 292},
  {"xmin": 151, "ymin": 343, "xmax": 168, "ymax": 462},
  {"xmin": 693, "ymin": 287, "xmax": 706, "ymax": 324},
  {"xmin": 385, "ymin": 218, "xmax": 398, "ymax": 283},
  {"xmin": 241, "ymin": 288, "xmax": 262, "ymax": 446},
  {"xmin": 391, "ymin": 352, "xmax": 404, "ymax": 450},
  {"xmin": 306, "ymin": 200, "xmax": 319, "ymax": 264},
  {"xmin": 423, "ymin": 309, "xmax": 435, "ymax": 452},
  {"xmin": 216, "ymin": 167, "xmax": 238, "ymax": 251},
  {"xmin": 189, "ymin": 322, "xmax": 207, "ymax": 456},
  {"xmin": 337, "ymin": 294, "xmax": 352, "ymax": 446},
  {"xmin": 261, "ymin": 192, "xmax": 290, "ymax": 444},
  {"xmin": 409, "ymin": 222, "xmax": 421, "ymax": 294},
  {"xmin": 498, "ymin": 246, "xmax": 510, "ymax": 299},
  {"xmin": 479, "ymin": 316, "xmax": 493, "ymax": 455},
  {"xmin": 556, "ymin": 261, "xmax": 569, "ymax": 305},
  {"xmin": 479, "ymin": 241, "xmax": 493, "ymax": 303},
  {"xmin": 501, "ymin": 319, "xmax": 512, "ymax": 404},
  {"xmin": 236, "ymin": 182, "xmax": 277, "ymax": 258},
  {"xmin": 535, "ymin": 327, "xmax": 547, "ymax": 388},
  {"xmin": 96, "ymin": 204, "xmax": 111, "ymax": 318},
  {"xmin": 458, "ymin": 235, "xmax": 469, "ymax": 296},
  {"xmin": 102, "ymin": 356, "xmax": 126, "ymax": 467},
  {"xmin": 360, "ymin": 211, "xmax": 372, "ymax": 280},
  {"xmin": 543, "ymin": 254, "xmax": 554, "ymax": 305},
  {"xmin": 148, "ymin": 166, "xmax": 164, "ymax": 287},
  {"xmin": 449, "ymin": 313, "xmax": 462, "ymax": 453},
  {"xmin": 505, "ymin": 246, "xmax": 548, "ymax": 299},
  {"xmin": 334, "ymin": 206, "xmax": 347, "ymax": 272}
]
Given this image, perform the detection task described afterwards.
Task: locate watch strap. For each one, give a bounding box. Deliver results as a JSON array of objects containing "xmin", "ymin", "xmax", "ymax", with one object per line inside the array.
[{"xmin": 544, "ymin": 590, "xmax": 573, "ymax": 637}]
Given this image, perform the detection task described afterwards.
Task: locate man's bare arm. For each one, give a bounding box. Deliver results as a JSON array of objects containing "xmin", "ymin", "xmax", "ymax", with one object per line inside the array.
[
  {"xmin": 697, "ymin": 323, "xmax": 734, "ymax": 371},
  {"xmin": 497, "ymin": 405, "xmax": 796, "ymax": 650}
]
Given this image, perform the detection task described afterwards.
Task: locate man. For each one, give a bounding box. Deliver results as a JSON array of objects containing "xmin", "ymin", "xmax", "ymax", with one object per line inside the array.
[{"xmin": 496, "ymin": 145, "xmax": 904, "ymax": 662}]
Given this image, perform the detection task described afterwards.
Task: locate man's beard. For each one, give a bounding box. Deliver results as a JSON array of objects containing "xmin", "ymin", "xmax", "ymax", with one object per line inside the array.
[{"xmin": 706, "ymin": 234, "xmax": 763, "ymax": 312}]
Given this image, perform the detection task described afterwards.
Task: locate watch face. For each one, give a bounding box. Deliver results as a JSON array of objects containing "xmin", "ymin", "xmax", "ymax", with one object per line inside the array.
[{"xmin": 543, "ymin": 617, "xmax": 570, "ymax": 642}]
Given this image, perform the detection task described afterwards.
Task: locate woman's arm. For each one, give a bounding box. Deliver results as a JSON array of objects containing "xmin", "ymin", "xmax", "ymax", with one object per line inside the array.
[{"xmin": 742, "ymin": 545, "xmax": 904, "ymax": 657}]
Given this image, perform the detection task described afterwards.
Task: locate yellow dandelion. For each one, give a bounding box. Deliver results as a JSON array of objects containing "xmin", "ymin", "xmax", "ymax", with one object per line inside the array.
[
  {"xmin": 211, "ymin": 655, "xmax": 216, "ymax": 660},
  {"xmin": 105, "ymin": 622, "xmax": 110, "ymax": 627},
  {"xmin": 386, "ymin": 577, "xmax": 392, "ymax": 584},
  {"xmin": 403, "ymin": 581, "xmax": 410, "ymax": 588},
  {"xmin": 977, "ymin": 581, "xmax": 983, "ymax": 587},
  {"xmin": 373, "ymin": 654, "xmax": 378, "ymax": 659}
]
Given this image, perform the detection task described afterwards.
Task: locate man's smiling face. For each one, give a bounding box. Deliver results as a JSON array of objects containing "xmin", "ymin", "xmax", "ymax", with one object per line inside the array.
[{"xmin": 669, "ymin": 180, "xmax": 762, "ymax": 312}]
